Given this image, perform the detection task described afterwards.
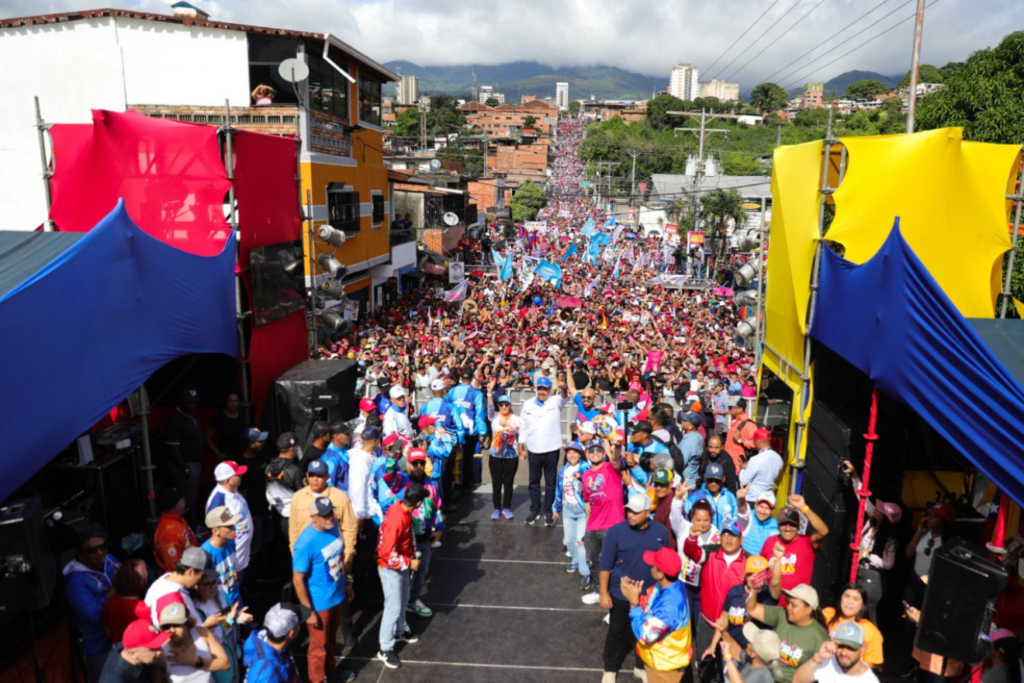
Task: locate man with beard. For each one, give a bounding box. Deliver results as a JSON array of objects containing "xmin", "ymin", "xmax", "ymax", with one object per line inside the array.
[
  {"xmin": 699, "ymin": 435, "xmax": 738, "ymax": 493},
  {"xmin": 404, "ymin": 449, "xmax": 445, "ymax": 618},
  {"xmin": 792, "ymin": 620, "xmax": 877, "ymax": 683}
]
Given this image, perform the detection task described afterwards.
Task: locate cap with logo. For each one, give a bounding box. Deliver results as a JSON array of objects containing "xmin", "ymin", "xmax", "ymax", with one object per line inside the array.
[
  {"xmin": 359, "ymin": 398, "xmax": 376, "ymax": 413},
  {"xmin": 246, "ymin": 427, "xmax": 269, "ymax": 444},
  {"xmin": 307, "ymin": 459, "xmax": 329, "ymax": 476},
  {"xmin": 651, "ymin": 468, "xmax": 673, "ymax": 485},
  {"xmin": 834, "ymin": 621, "xmax": 865, "ymax": 649},
  {"xmin": 382, "ymin": 433, "xmax": 401, "ymax": 448},
  {"xmin": 430, "ymin": 379, "xmax": 446, "ymax": 391},
  {"xmin": 755, "ymin": 491, "xmax": 776, "ymax": 509},
  {"xmin": 213, "ymin": 461, "xmax": 248, "ymax": 481},
  {"xmin": 309, "ymin": 496, "xmax": 334, "ymax": 518},
  {"xmin": 156, "ymin": 593, "xmax": 189, "ymax": 626},
  {"xmin": 179, "ymin": 388, "xmax": 199, "ymax": 404},
  {"xmin": 564, "ymin": 440, "xmax": 584, "ymax": 453},
  {"xmin": 389, "ymin": 385, "xmax": 407, "ymax": 400},
  {"xmin": 745, "ymin": 555, "xmax": 769, "ymax": 574},
  {"xmin": 407, "ymin": 448, "xmax": 428, "ymax": 463},
  {"xmin": 704, "ymin": 462, "xmax": 725, "ymax": 482},
  {"xmin": 122, "ymin": 619, "xmax": 172, "ymax": 650},
  {"xmin": 418, "ymin": 415, "xmax": 438, "ymax": 430},
  {"xmin": 720, "ymin": 519, "xmax": 743, "ymax": 537},
  {"xmin": 753, "ymin": 427, "xmax": 771, "ymax": 441},
  {"xmin": 276, "ymin": 432, "xmax": 297, "ymax": 450},
  {"xmin": 643, "ymin": 547, "xmax": 682, "ymax": 578},
  {"xmin": 535, "ymin": 376, "xmax": 553, "ymax": 389},
  {"xmin": 579, "ymin": 421, "xmax": 597, "ymax": 435},
  {"xmin": 205, "ymin": 506, "xmax": 241, "ymax": 529},
  {"xmin": 778, "ymin": 506, "xmax": 802, "ymax": 526},
  {"xmin": 782, "ymin": 583, "xmax": 820, "ymax": 610},
  {"xmin": 497, "ymin": 395, "xmax": 512, "ymax": 405},
  {"xmin": 625, "ymin": 493, "xmax": 652, "ymax": 513}
]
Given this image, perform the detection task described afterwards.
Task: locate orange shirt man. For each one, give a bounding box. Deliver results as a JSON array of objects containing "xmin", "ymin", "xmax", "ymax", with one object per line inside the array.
[
  {"xmin": 724, "ymin": 398, "xmax": 758, "ymax": 473},
  {"xmin": 152, "ymin": 488, "xmax": 198, "ymax": 573}
]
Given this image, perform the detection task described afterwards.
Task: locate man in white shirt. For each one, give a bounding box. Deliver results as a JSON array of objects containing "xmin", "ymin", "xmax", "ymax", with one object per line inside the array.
[
  {"xmin": 739, "ymin": 428, "xmax": 783, "ymax": 504},
  {"xmin": 518, "ymin": 374, "xmax": 571, "ymax": 527},
  {"xmin": 143, "ymin": 547, "xmax": 207, "ymax": 626},
  {"xmin": 382, "ymin": 386, "xmax": 413, "ymax": 439},
  {"xmin": 348, "ymin": 426, "xmax": 383, "ymax": 608},
  {"xmin": 792, "ymin": 622, "xmax": 880, "ymax": 683},
  {"xmin": 205, "ymin": 461, "xmax": 253, "ymax": 573}
]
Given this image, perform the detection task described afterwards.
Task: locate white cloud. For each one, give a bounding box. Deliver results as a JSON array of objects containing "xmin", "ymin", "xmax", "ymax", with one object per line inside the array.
[{"xmin": 2, "ymin": 0, "xmax": 1020, "ymax": 90}]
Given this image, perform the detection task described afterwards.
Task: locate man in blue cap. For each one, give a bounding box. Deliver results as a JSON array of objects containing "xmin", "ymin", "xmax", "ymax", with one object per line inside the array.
[{"xmin": 518, "ymin": 372, "xmax": 573, "ymax": 526}]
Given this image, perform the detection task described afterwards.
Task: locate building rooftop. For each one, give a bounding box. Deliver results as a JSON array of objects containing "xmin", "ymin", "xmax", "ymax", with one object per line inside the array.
[{"xmin": 649, "ymin": 174, "xmax": 772, "ymax": 200}]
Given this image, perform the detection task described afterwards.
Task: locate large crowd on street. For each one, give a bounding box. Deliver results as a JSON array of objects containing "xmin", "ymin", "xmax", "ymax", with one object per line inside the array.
[{"xmin": 72, "ymin": 116, "xmax": 1019, "ymax": 683}]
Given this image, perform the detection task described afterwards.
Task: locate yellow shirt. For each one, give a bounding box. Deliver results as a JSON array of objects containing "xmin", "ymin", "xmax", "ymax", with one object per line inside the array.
[
  {"xmin": 821, "ymin": 609, "xmax": 884, "ymax": 667},
  {"xmin": 289, "ymin": 485, "xmax": 359, "ymax": 566}
]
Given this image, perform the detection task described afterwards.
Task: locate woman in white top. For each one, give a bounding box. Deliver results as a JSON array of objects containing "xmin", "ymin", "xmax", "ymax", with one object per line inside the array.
[
  {"xmin": 191, "ymin": 573, "xmax": 253, "ymax": 683},
  {"xmin": 488, "ymin": 395, "xmax": 521, "ymax": 519},
  {"xmin": 158, "ymin": 596, "xmax": 229, "ymax": 683},
  {"xmin": 842, "ymin": 461, "xmax": 901, "ymax": 622}
]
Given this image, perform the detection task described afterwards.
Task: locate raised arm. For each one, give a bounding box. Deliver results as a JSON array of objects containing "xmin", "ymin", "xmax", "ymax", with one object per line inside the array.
[{"xmin": 787, "ymin": 494, "xmax": 829, "ymax": 546}]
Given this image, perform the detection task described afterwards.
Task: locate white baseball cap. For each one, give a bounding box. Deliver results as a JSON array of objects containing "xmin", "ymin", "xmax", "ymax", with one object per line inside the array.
[
  {"xmin": 430, "ymin": 379, "xmax": 446, "ymax": 391},
  {"xmin": 389, "ymin": 385, "xmax": 407, "ymax": 400}
]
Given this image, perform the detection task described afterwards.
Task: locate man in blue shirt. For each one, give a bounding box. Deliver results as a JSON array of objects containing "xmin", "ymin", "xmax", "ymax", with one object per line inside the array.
[
  {"xmin": 200, "ymin": 506, "xmax": 242, "ymax": 608},
  {"xmin": 321, "ymin": 424, "xmax": 352, "ymax": 492},
  {"xmin": 574, "ymin": 388, "xmax": 601, "ymax": 425},
  {"xmin": 419, "ymin": 379, "xmax": 464, "ymax": 444},
  {"xmin": 243, "ymin": 602, "xmax": 305, "ymax": 683},
  {"xmin": 678, "ymin": 413, "xmax": 705, "ymax": 485},
  {"xmin": 599, "ymin": 494, "xmax": 672, "ymax": 681},
  {"xmin": 292, "ymin": 497, "xmax": 355, "ymax": 683},
  {"xmin": 446, "ymin": 368, "xmax": 486, "ymax": 488}
]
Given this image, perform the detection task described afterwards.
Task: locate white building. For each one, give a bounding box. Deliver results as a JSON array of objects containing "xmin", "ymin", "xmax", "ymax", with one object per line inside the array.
[
  {"xmin": 397, "ymin": 75, "xmax": 419, "ymax": 105},
  {"xmin": 478, "ymin": 85, "xmax": 506, "ymax": 105},
  {"xmin": 556, "ymin": 82, "xmax": 569, "ymax": 111},
  {"xmin": 698, "ymin": 78, "xmax": 740, "ymax": 102},
  {"xmin": 669, "ymin": 63, "xmax": 699, "ymax": 101}
]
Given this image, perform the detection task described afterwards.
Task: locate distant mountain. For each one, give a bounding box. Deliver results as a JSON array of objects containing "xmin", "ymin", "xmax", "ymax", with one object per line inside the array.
[
  {"xmin": 785, "ymin": 70, "xmax": 902, "ymax": 98},
  {"xmin": 384, "ymin": 61, "xmax": 662, "ymax": 102}
]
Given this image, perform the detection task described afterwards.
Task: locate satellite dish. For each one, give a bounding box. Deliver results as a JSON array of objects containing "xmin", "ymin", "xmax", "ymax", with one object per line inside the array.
[
  {"xmin": 279, "ymin": 57, "xmax": 310, "ymax": 83},
  {"xmin": 443, "ymin": 212, "xmax": 459, "ymax": 227},
  {"xmin": 429, "ymin": 159, "xmax": 442, "ymax": 171}
]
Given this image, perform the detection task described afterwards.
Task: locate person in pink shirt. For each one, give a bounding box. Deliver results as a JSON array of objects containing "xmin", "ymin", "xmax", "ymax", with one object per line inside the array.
[{"xmin": 581, "ymin": 438, "xmax": 624, "ymax": 601}]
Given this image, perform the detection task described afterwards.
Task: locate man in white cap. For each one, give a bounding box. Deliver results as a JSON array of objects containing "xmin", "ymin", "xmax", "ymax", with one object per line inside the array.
[
  {"xmin": 382, "ymin": 385, "xmax": 413, "ymax": 439},
  {"xmin": 418, "ymin": 378, "xmax": 464, "ymax": 444},
  {"xmin": 206, "ymin": 461, "xmax": 253, "ymax": 574},
  {"xmin": 721, "ymin": 623, "xmax": 782, "ymax": 683},
  {"xmin": 792, "ymin": 622, "xmax": 878, "ymax": 683}
]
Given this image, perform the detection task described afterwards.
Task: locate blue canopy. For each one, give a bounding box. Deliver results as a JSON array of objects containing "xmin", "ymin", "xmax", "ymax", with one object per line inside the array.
[
  {"xmin": 0, "ymin": 201, "xmax": 237, "ymax": 501},
  {"xmin": 810, "ymin": 219, "xmax": 1024, "ymax": 505}
]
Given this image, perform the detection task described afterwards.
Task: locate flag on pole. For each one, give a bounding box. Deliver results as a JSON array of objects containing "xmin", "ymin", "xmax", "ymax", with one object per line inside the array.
[
  {"xmin": 613, "ymin": 254, "xmax": 622, "ymax": 281},
  {"xmin": 584, "ymin": 275, "xmax": 601, "ymax": 298},
  {"xmin": 535, "ymin": 259, "xmax": 563, "ymax": 288},
  {"xmin": 500, "ymin": 253, "xmax": 514, "ymax": 281},
  {"xmin": 603, "ymin": 215, "xmax": 616, "ymax": 230},
  {"xmin": 560, "ymin": 243, "xmax": 578, "ymax": 261},
  {"xmin": 444, "ymin": 280, "xmax": 468, "ymax": 302},
  {"xmin": 582, "ymin": 217, "xmax": 596, "ymax": 237}
]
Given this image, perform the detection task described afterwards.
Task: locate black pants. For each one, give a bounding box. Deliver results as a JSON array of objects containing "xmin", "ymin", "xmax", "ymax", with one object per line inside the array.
[
  {"xmin": 488, "ymin": 456, "xmax": 519, "ymax": 510},
  {"xmin": 353, "ymin": 521, "xmax": 380, "ymax": 608},
  {"xmin": 604, "ymin": 596, "xmax": 639, "ymax": 672},
  {"xmin": 857, "ymin": 565, "xmax": 886, "ymax": 623},
  {"xmin": 463, "ymin": 435, "xmax": 480, "ymax": 486},
  {"xmin": 527, "ymin": 449, "xmax": 559, "ymax": 516},
  {"xmin": 441, "ymin": 454, "xmax": 456, "ymax": 504}
]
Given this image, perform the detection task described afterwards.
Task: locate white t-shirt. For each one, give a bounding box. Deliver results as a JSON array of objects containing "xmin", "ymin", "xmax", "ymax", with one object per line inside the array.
[
  {"xmin": 144, "ymin": 574, "xmax": 200, "ymax": 627},
  {"xmin": 914, "ymin": 532, "xmax": 942, "ymax": 576},
  {"xmin": 813, "ymin": 658, "xmax": 881, "ymax": 683},
  {"xmin": 163, "ymin": 628, "xmax": 213, "ymax": 683}
]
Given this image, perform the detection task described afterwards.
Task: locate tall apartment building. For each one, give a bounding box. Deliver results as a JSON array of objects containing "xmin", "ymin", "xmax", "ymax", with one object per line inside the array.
[
  {"xmin": 479, "ymin": 85, "xmax": 506, "ymax": 105},
  {"xmin": 698, "ymin": 78, "xmax": 740, "ymax": 102},
  {"xmin": 802, "ymin": 82, "xmax": 824, "ymax": 109},
  {"xmin": 556, "ymin": 82, "xmax": 569, "ymax": 110},
  {"xmin": 397, "ymin": 74, "xmax": 419, "ymax": 105},
  {"xmin": 669, "ymin": 63, "xmax": 699, "ymax": 101}
]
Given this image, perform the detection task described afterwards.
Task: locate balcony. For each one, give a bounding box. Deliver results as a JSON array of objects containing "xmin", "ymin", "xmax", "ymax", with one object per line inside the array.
[
  {"xmin": 131, "ymin": 104, "xmax": 300, "ymax": 137},
  {"xmin": 390, "ymin": 228, "xmax": 415, "ymax": 247}
]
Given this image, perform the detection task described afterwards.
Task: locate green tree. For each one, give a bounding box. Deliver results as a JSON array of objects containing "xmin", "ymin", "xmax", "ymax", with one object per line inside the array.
[
  {"xmin": 645, "ymin": 94, "xmax": 687, "ymax": 130},
  {"xmin": 793, "ymin": 107, "xmax": 829, "ymax": 127},
  {"xmin": 845, "ymin": 79, "xmax": 888, "ymax": 100},
  {"xmin": 699, "ymin": 189, "xmax": 748, "ymax": 264},
  {"xmin": 899, "ymin": 63, "xmax": 944, "ymax": 86},
  {"xmin": 938, "ymin": 61, "xmax": 964, "ymax": 81},
  {"xmin": 393, "ymin": 107, "xmax": 420, "ymax": 137},
  {"xmin": 523, "ymin": 115, "xmax": 537, "ymax": 129},
  {"xmin": 484, "ymin": 97, "xmax": 500, "ymax": 106},
  {"xmin": 568, "ymin": 100, "xmax": 581, "ymax": 116},
  {"xmin": 425, "ymin": 94, "xmax": 465, "ymax": 137},
  {"xmin": 721, "ymin": 151, "xmax": 763, "ymax": 175},
  {"xmin": 750, "ymin": 83, "xmax": 789, "ymax": 113},
  {"xmin": 509, "ymin": 180, "xmax": 547, "ymax": 221},
  {"xmin": 879, "ymin": 96, "xmax": 905, "ymax": 134}
]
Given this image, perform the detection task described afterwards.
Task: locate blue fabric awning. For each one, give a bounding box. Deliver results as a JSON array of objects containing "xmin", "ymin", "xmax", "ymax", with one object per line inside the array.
[
  {"xmin": 0, "ymin": 201, "xmax": 236, "ymax": 501},
  {"xmin": 810, "ymin": 219, "xmax": 1024, "ymax": 505}
]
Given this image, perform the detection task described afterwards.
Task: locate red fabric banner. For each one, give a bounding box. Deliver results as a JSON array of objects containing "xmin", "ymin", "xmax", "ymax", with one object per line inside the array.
[
  {"xmin": 249, "ymin": 310, "xmax": 308, "ymax": 424},
  {"xmin": 233, "ymin": 130, "xmax": 301, "ymax": 264},
  {"xmin": 49, "ymin": 110, "xmax": 231, "ymax": 256}
]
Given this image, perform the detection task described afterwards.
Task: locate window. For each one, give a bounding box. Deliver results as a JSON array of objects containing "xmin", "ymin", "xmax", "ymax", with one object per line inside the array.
[
  {"xmin": 308, "ymin": 54, "xmax": 349, "ymax": 119},
  {"xmin": 359, "ymin": 74, "xmax": 382, "ymax": 126},
  {"xmin": 327, "ymin": 187, "xmax": 360, "ymax": 233},
  {"xmin": 246, "ymin": 35, "xmax": 302, "ymax": 106},
  {"xmin": 371, "ymin": 193, "xmax": 385, "ymax": 226}
]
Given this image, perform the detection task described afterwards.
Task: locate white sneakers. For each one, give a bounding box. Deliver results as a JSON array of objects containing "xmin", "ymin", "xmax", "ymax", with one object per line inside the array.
[
  {"xmin": 602, "ymin": 673, "xmax": 617, "ymax": 683},
  {"xmin": 581, "ymin": 592, "xmax": 602, "ymax": 605},
  {"xmin": 633, "ymin": 667, "xmax": 648, "ymax": 682}
]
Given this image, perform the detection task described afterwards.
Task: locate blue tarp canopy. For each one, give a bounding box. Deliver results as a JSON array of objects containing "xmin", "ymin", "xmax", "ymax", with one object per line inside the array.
[
  {"xmin": 810, "ymin": 219, "xmax": 1024, "ymax": 505},
  {"xmin": 0, "ymin": 202, "xmax": 237, "ymax": 502}
]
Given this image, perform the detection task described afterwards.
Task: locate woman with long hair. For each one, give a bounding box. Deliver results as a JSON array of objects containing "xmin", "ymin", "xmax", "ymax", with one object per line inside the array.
[
  {"xmin": 843, "ymin": 460, "xmax": 902, "ymax": 622},
  {"xmin": 821, "ymin": 583, "xmax": 885, "ymax": 669},
  {"xmin": 100, "ymin": 559, "xmax": 148, "ymax": 644}
]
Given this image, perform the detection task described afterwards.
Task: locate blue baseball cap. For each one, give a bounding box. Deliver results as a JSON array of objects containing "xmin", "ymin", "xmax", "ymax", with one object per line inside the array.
[
  {"xmin": 307, "ymin": 459, "xmax": 329, "ymax": 476},
  {"xmin": 497, "ymin": 394, "xmax": 512, "ymax": 404},
  {"xmin": 565, "ymin": 440, "xmax": 584, "ymax": 453},
  {"xmin": 536, "ymin": 376, "xmax": 553, "ymax": 389},
  {"xmin": 705, "ymin": 463, "xmax": 725, "ymax": 482},
  {"xmin": 361, "ymin": 426, "xmax": 381, "ymax": 441},
  {"xmin": 720, "ymin": 519, "xmax": 743, "ymax": 537}
]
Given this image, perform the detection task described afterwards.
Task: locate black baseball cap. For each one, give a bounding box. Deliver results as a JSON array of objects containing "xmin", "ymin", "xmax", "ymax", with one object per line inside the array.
[{"xmin": 276, "ymin": 432, "xmax": 297, "ymax": 450}]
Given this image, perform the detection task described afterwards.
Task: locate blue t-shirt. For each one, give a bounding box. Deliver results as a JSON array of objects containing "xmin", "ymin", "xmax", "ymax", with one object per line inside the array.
[
  {"xmin": 292, "ymin": 524, "xmax": 345, "ymax": 612},
  {"xmin": 201, "ymin": 539, "xmax": 241, "ymax": 608},
  {"xmin": 722, "ymin": 583, "xmax": 777, "ymax": 648},
  {"xmin": 573, "ymin": 394, "xmax": 601, "ymax": 424},
  {"xmin": 599, "ymin": 520, "xmax": 671, "ymax": 601}
]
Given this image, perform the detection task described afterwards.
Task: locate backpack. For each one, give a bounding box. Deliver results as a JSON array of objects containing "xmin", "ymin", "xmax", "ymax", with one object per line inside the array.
[{"xmin": 651, "ymin": 434, "xmax": 687, "ymax": 476}]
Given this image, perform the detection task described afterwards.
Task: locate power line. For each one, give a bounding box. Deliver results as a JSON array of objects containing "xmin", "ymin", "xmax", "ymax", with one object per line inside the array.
[
  {"xmin": 702, "ymin": 0, "xmax": 784, "ymax": 76},
  {"xmin": 724, "ymin": 0, "xmax": 830, "ymax": 82},
  {"xmin": 773, "ymin": 0, "xmax": 915, "ymax": 89},
  {"xmin": 781, "ymin": 0, "xmax": 940, "ymax": 92},
  {"xmin": 755, "ymin": 0, "xmax": 901, "ymax": 87},
  {"xmin": 710, "ymin": 0, "xmax": 805, "ymax": 81}
]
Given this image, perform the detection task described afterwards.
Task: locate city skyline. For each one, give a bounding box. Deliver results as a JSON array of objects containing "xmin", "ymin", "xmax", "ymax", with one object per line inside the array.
[{"xmin": 2, "ymin": 0, "xmax": 1021, "ymax": 91}]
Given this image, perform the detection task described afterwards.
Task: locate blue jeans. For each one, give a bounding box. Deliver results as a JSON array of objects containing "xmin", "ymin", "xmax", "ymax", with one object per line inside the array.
[
  {"xmin": 378, "ymin": 566, "xmax": 411, "ymax": 652},
  {"xmin": 409, "ymin": 537, "xmax": 433, "ymax": 604},
  {"xmin": 562, "ymin": 503, "xmax": 589, "ymax": 577}
]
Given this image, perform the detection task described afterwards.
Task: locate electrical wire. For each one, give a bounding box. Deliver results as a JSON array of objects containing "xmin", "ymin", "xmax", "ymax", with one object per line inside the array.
[
  {"xmin": 780, "ymin": 0, "xmax": 940, "ymax": 92},
  {"xmin": 702, "ymin": 0, "xmax": 784, "ymax": 76},
  {"xmin": 773, "ymin": 0, "xmax": 915, "ymax": 88},
  {"xmin": 724, "ymin": 0, "xmax": 830, "ymax": 82},
  {"xmin": 755, "ymin": 0, "xmax": 902, "ymax": 86},
  {"xmin": 710, "ymin": 0, "xmax": 805, "ymax": 81}
]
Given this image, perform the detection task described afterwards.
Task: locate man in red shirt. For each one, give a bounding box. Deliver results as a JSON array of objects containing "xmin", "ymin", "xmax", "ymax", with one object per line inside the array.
[
  {"xmin": 760, "ymin": 494, "xmax": 829, "ymax": 603},
  {"xmin": 376, "ymin": 483, "xmax": 427, "ymax": 669}
]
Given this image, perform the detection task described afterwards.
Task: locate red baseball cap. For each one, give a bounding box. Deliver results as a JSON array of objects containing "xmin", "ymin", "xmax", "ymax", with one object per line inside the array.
[
  {"xmin": 407, "ymin": 448, "xmax": 428, "ymax": 463},
  {"xmin": 643, "ymin": 547, "xmax": 682, "ymax": 578},
  {"xmin": 382, "ymin": 433, "xmax": 401, "ymax": 448},
  {"xmin": 929, "ymin": 501, "xmax": 957, "ymax": 524},
  {"xmin": 418, "ymin": 415, "xmax": 438, "ymax": 430},
  {"xmin": 753, "ymin": 428, "xmax": 771, "ymax": 440},
  {"xmin": 122, "ymin": 619, "xmax": 171, "ymax": 650},
  {"xmin": 359, "ymin": 398, "xmax": 375, "ymax": 412}
]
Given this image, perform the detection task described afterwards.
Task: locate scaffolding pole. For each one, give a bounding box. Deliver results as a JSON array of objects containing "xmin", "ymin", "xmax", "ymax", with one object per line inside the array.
[
  {"xmin": 999, "ymin": 152, "xmax": 1024, "ymax": 319},
  {"xmin": 34, "ymin": 96, "xmax": 54, "ymax": 232},
  {"xmin": 791, "ymin": 108, "xmax": 837, "ymax": 493},
  {"xmin": 905, "ymin": 0, "xmax": 927, "ymax": 134}
]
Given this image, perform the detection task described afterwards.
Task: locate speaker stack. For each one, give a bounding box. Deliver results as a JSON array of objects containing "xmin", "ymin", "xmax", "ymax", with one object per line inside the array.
[{"xmin": 0, "ymin": 498, "xmax": 57, "ymax": 613}]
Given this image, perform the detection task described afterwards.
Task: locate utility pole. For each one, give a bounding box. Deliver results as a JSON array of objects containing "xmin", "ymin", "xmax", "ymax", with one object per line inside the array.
[
  {"xmin": 905, "ymin": 0, "xmax": 927, "ymax": 134},
  {"xmin": 420, "ymin": 108, "xmax": 427, "ymax": 154}
]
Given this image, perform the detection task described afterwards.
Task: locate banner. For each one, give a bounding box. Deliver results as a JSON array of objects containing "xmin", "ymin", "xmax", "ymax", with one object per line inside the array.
[
  {"xmin": 665, "ymin": 223, "xmax": 680, "ymax": 244},
  {"xmin": 524, "ymin": 221, "xmax": 548, "ymax": 232},
  {"xmin": 444, "ymin": 280, "xmax": 468, "ymax": 302},
  {"xmin": 343, "ymin": 300, "xmax": 360, "ymax": 321},
  {"xmin": 687, "ymin": 231, "xmax": 706, "ymax": 251},
  {"xmin": 449, "ymin": 261, "xmax": 465, "ymax": 283}
]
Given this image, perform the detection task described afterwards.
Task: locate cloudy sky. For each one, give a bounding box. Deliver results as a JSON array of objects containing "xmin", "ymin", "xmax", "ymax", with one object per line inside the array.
[{"xmin": 3, "ymin": 0, "xmax": 1021, "ymax": 89}]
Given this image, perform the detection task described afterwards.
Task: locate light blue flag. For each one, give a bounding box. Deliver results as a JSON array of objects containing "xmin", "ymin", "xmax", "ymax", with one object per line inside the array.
[
  {"xmin": 591, "ymin": 232, "xmax": 611, "ymax": 247},
  {"xmin": 603, "ymin": 215, "xmax": 617, "ymax": 230},
  {"xmin": 491, "ymin": 248, "xmax": 506, "ymax": 268},
  {"xmin": 582, "ymin": 218, "xmax": 596, "ymax": 237},
  {"xmin": 500, "ymin": 252, "xmax": 514, "ymax": 282},
  {"xmin": 613, "ymin": 254, "xmax": 622, "ymax": 281},
  {"xmin": 535, "ymin": 259, "xmax": 563, "ymax": 287},
  {"xmin": 561, "ymin": 243, "xmax": 578, "ymax": 262}
]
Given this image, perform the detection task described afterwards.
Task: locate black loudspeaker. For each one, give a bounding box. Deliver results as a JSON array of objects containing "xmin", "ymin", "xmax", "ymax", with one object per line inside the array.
[
  {"xmin": 915, "ymin": 537, "xmax": 1006, "ymax": 665},
  {"xmin": 0, "ymin": 498, "xmax": 58, "ymax": 612},
  {"xmin": 266, "ymin": 359, "xmax": 358, "ymax": 445}
]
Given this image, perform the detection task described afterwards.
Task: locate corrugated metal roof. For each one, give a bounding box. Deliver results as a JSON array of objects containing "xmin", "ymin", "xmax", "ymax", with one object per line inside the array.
[
  {"xmin": 0, "ymin": 231, "xmax": 85, "ymax": 299},
  {"xmin": 649, "ymin": 174, "xmax": 772, "ymax": 201}
]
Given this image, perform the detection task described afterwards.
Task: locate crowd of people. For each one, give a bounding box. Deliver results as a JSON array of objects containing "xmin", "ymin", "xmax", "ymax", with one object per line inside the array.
[{"xmin": 65, "ymin": 115, "xmax": 1020, "ymax": 683}]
